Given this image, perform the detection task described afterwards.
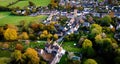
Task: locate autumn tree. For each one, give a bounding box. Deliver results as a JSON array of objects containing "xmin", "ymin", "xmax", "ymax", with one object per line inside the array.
[
  {"xmin": 89, "ymin": 24, "xmax": 102, "ymax": 39},
  {"xmin": 39, "ymin": 23, "xmax": 45, "ymax": 30},
  {"xmin": 109, "ymin": 11, "xmax": 114, "ymax": 18},
  {"xmin": 100, "ymin": 38, "xmax": 113, "ymax": 54},
  {"xmin": 66, "ymin": 3, "xmax": 71, "ymax": 11},
  {"xmin": 101, "ymin": 15, "xmax": 112, "ymax": 26},
  {"xmin": 82, "ymin": 39, "xmax": 95, "ymax": 57},
  {"xmin": 95, "ymin": 34, "xmax": 103, "ymax": 44},
  {"xmin": 83, "ymin": 59, "xmax": 98, "ymax": 64},
  {"xmin": 11, "ymin": 50, "xmax": 23, "ymax": 64},
  {"xmin": 47, "ymin": 33, "xmax": 53, "ymax": 39},
  {"xmin": 4, "ymin": 28, "xmax": 18, "ymax": 41},
  {"xmin": 47, "ymin": 24, "xmax": 56, "ymax": 32},
  {"xmin": 50, "ymin": 0, "xmax": 58, "ymax": 9},
  {"xmin": 23, "ymin": 48, "xmax": 40, "ymax": 64},
  {"xmin": 82, "ymin": 39, "xmax": 92, "ymax": 48},
  {"xmin": 18, "ymin": 32, "xmax": 29, "ymax": 40},
  {"xmin": 53, "ymin": 34, "xmax": 58, "ymax": 40},
  {"xmin": 40, "ymin": 30, "xmax": 54, "ymax": 40},
  {"xmin": 112, "ymin": 43, "xmax": 118, "ymax": 49},
  {"xmin": 15, "ymin": 44, "xmax": 23, "ymax": 51},
  {"xmin": 30, "ymin": 22, "xmax": 39, "ymax": 32},
  {"xmin": 42, "ymin": 30, "xmax": 48, "ymax": 35},
  {"xmin": 29, "ymin": 33, "xmax": 36, "ymax": 40},
  {"xmin": 77, "ymin": 6, "xmax": 84, "ymax": 11},
  {"xmin": 4, "ymin": 24, "xmax": 18, "ymax": 31}
]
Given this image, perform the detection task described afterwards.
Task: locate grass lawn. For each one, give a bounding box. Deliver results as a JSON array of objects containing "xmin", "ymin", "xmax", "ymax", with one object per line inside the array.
[
  {"xmin": 0, "ymin": 0, "xmax": 18, "ymax": 7},
  {"xmin": 9, "ymin": 0, "xmax": 51, "ymax": 8},
  {"xmin": 58, "ymin": 54, "xmax": 70, "ymax": 64},
  {"xmin": 62, "ymin": 42, "xmax": 81, "ymax": 52},
  {"xmin": 23, "ymin": 41, "xmax": 46, "ymax": 49},
  {"xmin": 0, "ymin": 12, "xmax": 47, "ymax": 26}
]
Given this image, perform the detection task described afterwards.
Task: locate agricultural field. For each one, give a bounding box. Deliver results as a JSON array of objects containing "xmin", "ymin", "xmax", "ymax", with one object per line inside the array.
[
  {"xmin": 0, "ymin": 0, "xmax": 18, "ymax": 7},
  {"xmin": 9, "ymin": 0, "xmax": 51, "ymax": 8},
  {"xmin": 0, "ymin": 12, "xmax": 47, "ymax": 26}
]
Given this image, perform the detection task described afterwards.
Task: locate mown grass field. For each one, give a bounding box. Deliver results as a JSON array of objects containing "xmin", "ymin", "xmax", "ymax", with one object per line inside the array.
[
  {"xmin": 0, "ymin": 0, "xmax": 18, "ymax": 7},
  {"xmin": 9, "ymin": 0, "xmax": 51, "ymax": 8},
  {"xmin": 0, "ymin": 12, "xmax": 47, "ymax": 26}
]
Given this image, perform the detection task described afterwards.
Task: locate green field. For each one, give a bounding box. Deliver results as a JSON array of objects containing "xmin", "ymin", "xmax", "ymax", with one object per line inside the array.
[
  {"xmin": 9, "ymin": 1, "xmax": 29, "ymax": 8},
  {"xmin": 9, "ymin": 0, "xmax": 51, "ymax": 8},
  {"xmin": 0, "ymin": 0, "xmax": 18, "ymax": 7},
  {"xmin": 0, "ymin": 12, "xmax": 47, "ymax": 26}
]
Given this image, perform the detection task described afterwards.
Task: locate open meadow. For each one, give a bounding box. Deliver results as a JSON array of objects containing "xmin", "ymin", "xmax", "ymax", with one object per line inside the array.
[
  {"xmin": 9, "ymin": 0, "xmax": 51, "ymax": 8},
  {"xmin": 0, "ymin": 0, "xmax": 18, "ymax": 7}
]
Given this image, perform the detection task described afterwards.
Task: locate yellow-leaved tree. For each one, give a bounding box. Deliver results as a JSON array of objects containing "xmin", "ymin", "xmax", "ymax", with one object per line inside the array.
[
  {"xmin": 11, "ymin": 50, "xmax": 22, "ymax": 62},
  {"xmin": 18, "ymin": 32, "xmax": 29, "ymax": 40},
  {"xmin": 53, "ymin": 34, "xmax": 58, "ymax": 40},
  {"xmin": 82, "ymin": 39, "xmax": 93, "ymax": 48},
  {"xmin": 4, "ymin": 28, "xmax": 17, "ymax": 41},
  {"xmin": 23, "ymin": 48, "xmax": 40, "ymax": 64}
]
